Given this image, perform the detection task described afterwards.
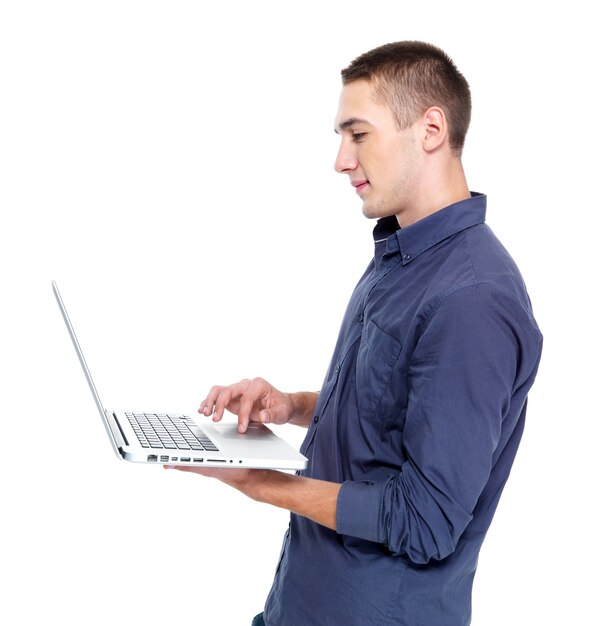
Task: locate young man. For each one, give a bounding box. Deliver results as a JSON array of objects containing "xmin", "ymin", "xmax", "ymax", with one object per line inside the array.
[{"xmin": 168, "ymin": 41, "xmax": 543, "ymax": 625}]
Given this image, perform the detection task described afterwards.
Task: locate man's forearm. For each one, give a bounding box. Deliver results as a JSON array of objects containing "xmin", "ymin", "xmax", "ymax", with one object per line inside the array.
[
  {"xmin": 287, "ymin": 391, "xmax": 320, "ymax": 427},
  {"xmin": 240, "ymin": 469, "xmax": 341, "ymax": 530}
]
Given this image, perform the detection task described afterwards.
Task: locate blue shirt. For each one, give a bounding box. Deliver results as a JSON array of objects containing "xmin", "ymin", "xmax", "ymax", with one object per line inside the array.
[{"xmin": 264, "ymin": 193, "xmax": 543, "ymax": 626}]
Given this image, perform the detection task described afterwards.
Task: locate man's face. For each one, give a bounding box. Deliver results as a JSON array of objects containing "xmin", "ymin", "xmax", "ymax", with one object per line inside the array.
[{"xmin": 334, "ymin": 79, "xmax": 419, "ymax": 221}]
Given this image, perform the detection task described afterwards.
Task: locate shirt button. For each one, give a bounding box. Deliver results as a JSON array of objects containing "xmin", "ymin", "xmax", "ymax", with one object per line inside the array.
[
  {"xmin": 313, "ymin": 416, "xmax": 319, "ymax": 423},
  {"xmin": 335, "ymin": 364, "xmax": 341, "ymax": 374},
  {"xmin": 357, "ymin": 313, "xmax": 364, "ymax": 323},
  {"xmin": 403, "ymin": 253, "xmax": 411, "ymax": 261}
]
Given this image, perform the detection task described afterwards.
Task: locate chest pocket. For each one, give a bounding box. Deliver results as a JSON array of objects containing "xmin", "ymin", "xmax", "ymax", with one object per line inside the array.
[{"xmin": 356, "ymin": 319, "xmax": 402, "ymax": 415}]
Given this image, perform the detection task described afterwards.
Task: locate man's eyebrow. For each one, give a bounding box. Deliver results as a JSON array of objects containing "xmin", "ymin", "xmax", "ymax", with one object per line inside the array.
[{"xmin": 334, "ymin": 117, "xmax": 371, "ymax": 134}]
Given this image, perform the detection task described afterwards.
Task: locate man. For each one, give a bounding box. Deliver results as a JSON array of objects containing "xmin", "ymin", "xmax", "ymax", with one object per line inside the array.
[{"xmin": 168, "ymin": 41, "xmax": 543, "ymax": 625}]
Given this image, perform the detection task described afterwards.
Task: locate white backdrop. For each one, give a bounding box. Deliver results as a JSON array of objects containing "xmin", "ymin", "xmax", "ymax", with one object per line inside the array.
[{"xmin": 1, "ymin": 1, "xmax": 590, "ymax": 624}]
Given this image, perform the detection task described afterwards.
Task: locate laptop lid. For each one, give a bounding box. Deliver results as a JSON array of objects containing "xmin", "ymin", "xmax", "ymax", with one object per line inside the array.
[{"xmin": 52, "ymin": 280, "xmax": 122, "ymax": 459}]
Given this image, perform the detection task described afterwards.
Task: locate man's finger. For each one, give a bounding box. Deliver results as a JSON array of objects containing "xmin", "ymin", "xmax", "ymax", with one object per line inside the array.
[
  {"xmin": 237, "ymin": 394, "xmax": 256, "ymax": 433},
  {"xmin": 199, "ymin": 385, "xmax": 225, "ymax": 416},
  {"xmin": 213, "ymin": 380, "xmax": 251, "ymax": 422}
]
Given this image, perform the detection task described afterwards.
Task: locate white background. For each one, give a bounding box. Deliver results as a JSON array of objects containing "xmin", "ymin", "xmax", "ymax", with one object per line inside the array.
[{"xmin": 1, "ymin": 1, "xmax": 590, "ymax": 624}]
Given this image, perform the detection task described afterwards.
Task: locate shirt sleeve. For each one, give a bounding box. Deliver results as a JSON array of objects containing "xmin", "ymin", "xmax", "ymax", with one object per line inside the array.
[{"xmin": 336, "ymin": 282, "xmax": 542, "ymax": 564}]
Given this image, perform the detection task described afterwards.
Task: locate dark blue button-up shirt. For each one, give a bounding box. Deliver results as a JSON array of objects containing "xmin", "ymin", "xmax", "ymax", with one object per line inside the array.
[{"xmin": 264, "ymin": 194, "xmax": 543, "ymax": 625}]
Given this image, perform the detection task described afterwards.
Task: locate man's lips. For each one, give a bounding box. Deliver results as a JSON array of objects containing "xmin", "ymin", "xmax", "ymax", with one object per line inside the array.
[{"xmin": 352, "ymin": 179, "xmax": 369, "ymax": 195}]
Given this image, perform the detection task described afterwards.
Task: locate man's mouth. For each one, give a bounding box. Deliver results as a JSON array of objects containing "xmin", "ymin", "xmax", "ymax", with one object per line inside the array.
[{"xmin": 352, "ymin": 179, "xmax": 369, "ymax": 195}]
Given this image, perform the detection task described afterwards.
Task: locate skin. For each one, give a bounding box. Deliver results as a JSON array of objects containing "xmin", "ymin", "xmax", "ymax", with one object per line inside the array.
[
  {"xmin": 165, "ymin": 78, "xmax": 471, "ymax": 532},
  {"xmin": 334, "ymin": 78, "xmax": 470, "ymax": 226}
]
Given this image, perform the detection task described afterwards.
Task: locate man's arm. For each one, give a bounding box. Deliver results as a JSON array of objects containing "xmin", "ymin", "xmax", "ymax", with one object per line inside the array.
[
  {"xmin": 336, "ymin": 283, "xmax": 543, "ymax": 563},
  {"xmin": 168, "ymin": 465, "xmax": 341, "ymax": 530}
]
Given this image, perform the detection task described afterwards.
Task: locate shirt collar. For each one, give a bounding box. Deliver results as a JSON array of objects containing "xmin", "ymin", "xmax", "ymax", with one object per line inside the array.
[
  {"xmin": 376, "ymin": 192, "xmax": 486, "ymax": 265},
  {"xmin": 373, "ymin": 214, "xmax": 401, "ymax": 242}
]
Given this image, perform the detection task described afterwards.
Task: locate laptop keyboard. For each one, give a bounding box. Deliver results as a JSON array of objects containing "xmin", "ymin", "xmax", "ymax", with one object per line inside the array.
[{"xmin": 125, "ymin": 412, "xmax": 219, "ymax": 452}]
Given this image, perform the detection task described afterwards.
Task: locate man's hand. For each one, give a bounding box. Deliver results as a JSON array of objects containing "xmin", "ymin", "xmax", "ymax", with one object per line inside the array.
[
  {"xmin": 199, "ymin": 378, "xmax": 317, "ymax": 432},
  {"xmin": 165, "ymin": 464, "xmax": 255, "ymax": 488}
]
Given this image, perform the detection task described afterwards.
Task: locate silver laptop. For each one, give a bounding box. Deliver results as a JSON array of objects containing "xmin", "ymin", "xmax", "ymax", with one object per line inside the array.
[{"xmin": 53, "ymin": 281, "xmax": 308, "ymax": 470}]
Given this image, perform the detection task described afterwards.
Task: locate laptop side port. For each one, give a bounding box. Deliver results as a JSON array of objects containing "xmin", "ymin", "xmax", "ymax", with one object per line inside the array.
[
  {"xmin": 192, "ymin": 458, "xmax": 204, "ymax": 463},
  {"xmin": 180, "ymin": 457, "xmax": 191, "ymax": 462},
  {"xmin": 147, "ymin": 455, "xmax": 158, "ymax": 462},
  {"xmin": 160, "ymin": 456, "xmax": 169, "ymax": 462}
]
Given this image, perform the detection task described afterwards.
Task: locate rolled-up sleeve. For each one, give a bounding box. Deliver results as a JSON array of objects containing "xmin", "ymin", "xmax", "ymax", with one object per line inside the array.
[{"xmin": 336, "ymin": 282, "xmax": 543, "ymax": 564}]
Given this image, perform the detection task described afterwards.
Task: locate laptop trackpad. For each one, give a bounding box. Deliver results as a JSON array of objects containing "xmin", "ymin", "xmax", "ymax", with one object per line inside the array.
[{"xmin": 206, "ymin": 422, "xmax": 274, "ymax": 441}]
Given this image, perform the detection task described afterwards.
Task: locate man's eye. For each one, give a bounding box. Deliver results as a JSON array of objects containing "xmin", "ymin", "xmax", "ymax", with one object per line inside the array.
[{"xmin": 352, "ymin": 132, "xmax": 367, "ymax": 142}]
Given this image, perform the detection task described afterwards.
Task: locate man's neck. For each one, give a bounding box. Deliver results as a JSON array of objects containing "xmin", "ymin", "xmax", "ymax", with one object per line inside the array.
[{"xmin": 397, "ymin": 159, "xmax": 470, "ymax": 228}]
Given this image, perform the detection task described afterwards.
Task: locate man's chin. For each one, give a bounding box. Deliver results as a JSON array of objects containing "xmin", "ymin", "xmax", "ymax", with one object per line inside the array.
[
  {"xmin": 361, "ymin": 201, "xmax": 375, "ymax": 219},
  {"xmin": 361, "ymin": 198, "xmax": 399, "ymax": 221},
  {"xmin": 361, "ymin": 201, "xmax": 384, "ymax": 220}
]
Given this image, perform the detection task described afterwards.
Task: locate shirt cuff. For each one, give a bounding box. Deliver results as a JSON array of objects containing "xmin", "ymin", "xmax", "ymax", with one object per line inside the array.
[{"xmin": 336, "ymin": 480, "xmax": 383, "ymax": 543}]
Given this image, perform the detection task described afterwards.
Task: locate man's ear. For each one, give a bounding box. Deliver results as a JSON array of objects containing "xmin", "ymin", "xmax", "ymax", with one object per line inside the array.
[{"xmin": 421, "ymin": 107, "xmax": 448, "ymax": 152}]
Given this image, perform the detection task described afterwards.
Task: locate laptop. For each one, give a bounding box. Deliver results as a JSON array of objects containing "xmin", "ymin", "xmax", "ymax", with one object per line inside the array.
[{"xmin": 53, "ymin": 281, "xmax": 308, "ymax": 470}]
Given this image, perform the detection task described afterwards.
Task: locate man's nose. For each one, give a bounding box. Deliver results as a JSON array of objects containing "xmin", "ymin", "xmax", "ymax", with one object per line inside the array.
[{"xmin": 334, "ymin": 140, "xmax": 357, "ymax": 173}]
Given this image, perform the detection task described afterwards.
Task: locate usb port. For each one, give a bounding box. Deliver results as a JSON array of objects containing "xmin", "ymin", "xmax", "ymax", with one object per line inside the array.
[
  {"xmin": 180, "ymin": 457, "xmax": 191, "ymax": 462},
  {"xmin": 193, "ymin": 458, "xmax": 203, "ymax": 463}
]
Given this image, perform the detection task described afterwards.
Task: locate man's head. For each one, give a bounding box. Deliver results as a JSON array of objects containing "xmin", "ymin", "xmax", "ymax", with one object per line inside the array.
[
  {"xmin": 341, "ymin": 41, "xmax": 471, "ymax": 157},
  {"xmin": 334, "ymin": 41, "xmax": 471, "ymax": 224}
]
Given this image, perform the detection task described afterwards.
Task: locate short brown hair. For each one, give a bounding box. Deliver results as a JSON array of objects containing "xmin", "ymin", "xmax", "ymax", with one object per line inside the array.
[{"xmin": 341, "ymin": 41, "xmax": 471, "ymax": 155}]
